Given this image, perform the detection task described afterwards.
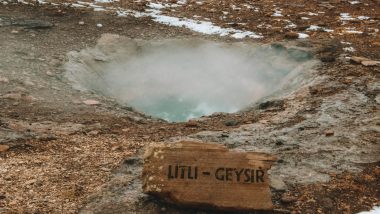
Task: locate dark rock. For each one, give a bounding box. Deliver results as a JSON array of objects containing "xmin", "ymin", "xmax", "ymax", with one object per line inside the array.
[
  {"xmin": 275, "ymin": 139, "xmax": 285, "ymax": 146},
  {"xmin": 288, "ymin": 48, "xmax": 313, "ymax": 62},
  {"xmin": 284, "ymin": 32, "xmax": 298, "ymax": 39},
  {"xmin": 271, "ymin": 43, "xmax": 286, "ymax": 51},
  {"xmin": 224, "ymin": 120, "xmax": 239, "ymax": 126},
  {"xmin": 324, "ymin": 130, "xmax": 334, "ymax": 136},
  {"xmin": 320, "ymin": 197, "xmax": 334, "ymax": 209},
  {"xmin": 258, "ymin": 100, "xmax": 285, "ymax": 110},
  {"xmin": 220, "ymin": 133, "xmax": 229, "ymax": 138},
  {"xmin": 123, "ymin": 157, "xmax": 142, "ymax": 165},
  {"xmin": 320, "ymin": 55, "xmax": 336, "ymax": 62},
  {"xmin": 11, "ymin": 19, "xmax": 53, "ymax": 29}
]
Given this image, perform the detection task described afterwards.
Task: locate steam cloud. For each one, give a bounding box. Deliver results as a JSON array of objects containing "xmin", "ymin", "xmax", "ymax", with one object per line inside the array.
[{"xmin": 65, "ymin": 34, "xmax": 315, "ymax": 121}]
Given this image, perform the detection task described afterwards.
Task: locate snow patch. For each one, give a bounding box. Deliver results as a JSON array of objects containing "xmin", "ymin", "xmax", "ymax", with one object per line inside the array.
[
  {"xmin": 349, "ymin": 1, "xmax": 361, "ymax": 4},
  {"xmin": 357, "ymin": 207, "xmax": 380, "ymax": 214},
  {"xmin": 306, "ymin": 25, "xmax": 333, "ymax": 32},
  {"xmin": 343, "ymin": 47, "xmax": 355, "ymax": 52},
  {"xmin": 298, "ymin": 33, "xmax": 309, "ymax": 39},
  {"xmin": 340, "ymin": 13, "xmax": 355, "ymax": 21},
  {"xmin": 94, "ymin": 0, "xmax": 113, "ymax": 3}
]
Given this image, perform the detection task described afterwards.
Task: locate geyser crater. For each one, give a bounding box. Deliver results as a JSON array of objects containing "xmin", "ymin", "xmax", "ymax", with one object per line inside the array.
[{"xmin": 65, "ymin": 35, "xmax": 317, "ymax": 122}]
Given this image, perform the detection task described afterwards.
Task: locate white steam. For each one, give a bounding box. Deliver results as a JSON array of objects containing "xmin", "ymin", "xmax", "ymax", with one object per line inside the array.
[{"xmin": 65, "ymin": 34, "xmax": 315, "ymax": 122}]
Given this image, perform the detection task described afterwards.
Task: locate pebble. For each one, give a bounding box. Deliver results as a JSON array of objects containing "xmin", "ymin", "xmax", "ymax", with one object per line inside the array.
[
  {"xmin": 1, "ymin": 93, "xmax": 22, "ymax": 100},
  {"xmin": 270, "ymin": 177, "xmax": 287, "ymax": 191},
  {"xmin": 0, "ymin": 145, "xmax": 10, "ymax": 153},
  {"xmin": 96, "ymin": 23, "xmax": 103, "ymax": 28},
  {"xmin": 79, "ymin": 21, "xmax": 85, "ymax": 25},
  {"xmin": 0, "ymin": 76, "xmax": 9, "ymax": 83},
  {"xmin": 285, "ymin": 32, "xmax": 299, "ymax": 39},
  {"xmin": 83, "ymin": 99, "xmax": 100, "ymax": 105},
  {"xmin": 375, "ymin": 95, "xmax": 380, "ymax": 104},
  {"xmin": 281, "ymin": 195, "xmax": 297, "ymax": 203},
  {"xmin": 325, "ymin": 130, "xmax": 334, "ymax": 136},
  {"xmin": 361, "ymin": 60, "xmax": 380, "ymax": 66},
  {"xmin": 350, "ymin": 56, "xmax": 369, "ymax": 64},
  {"xmin": 23, "ymin": 80, "xmax": 35, "ymax": 86}
]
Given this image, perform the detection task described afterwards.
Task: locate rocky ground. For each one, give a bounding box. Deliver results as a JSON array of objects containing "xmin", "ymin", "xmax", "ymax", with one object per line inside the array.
[{"xmin": 0, "ymin": 0, "xmax": 379, "ymax": 214}]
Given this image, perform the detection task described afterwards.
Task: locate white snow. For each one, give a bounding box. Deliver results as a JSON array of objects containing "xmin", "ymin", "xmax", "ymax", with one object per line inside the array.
[
  {"xmin": 306, "ymin": 25, "xmax": 334, "ymax": 32},
  {"xmin": 272, "ymin": 9, "xmax": 283, "ymax": 17},
  {"xmin": 308, "ymin": 12, "xmax": 318, "ymax": 16},
  {"xmin": 350, "ymin": 1, "xmax": 361, "ymax": 4},
  {"xmin": 285, "ymin": 21, "xmax": 297, "ymax": 29},
  {"xmin": 358, "ymin": 16, "xmax": 370, "ymax": 20},
  {"xmin": 345, "ymin": 27, "xmax": 363, "ymax": 34},
  {"xmin": 345, "ymin": 30, "xmax": 363, "ymax": 34},
  {"xmin": 307, "ymin": 25, "xmax": 320, "ymax": 31},
  {"xmin": 117, "ymin": 4, "xmax": 263, "ymax": 39},
  {"xmin": 151, "ymin": 13, "xmax": 262, "ymax": 38},
  {"xmin": 231, "ymin": 31, "xmax": 257, "ymax": 39},
  {"xmin": 341, "ymin": 41, "xmax": 352, "ymax": 45},
  {"xmin": 298, "ymin": 33, "xmax": 309, "ymax": 39},
  {"xmin": 94, "ymin": 0, "xmax": 113, "ymax": 3},
  {"xmin": 148, "ymin": 2, "xmax": 165, "ymax": 9},
  {"xmin": 340, "ymin": 13, "xmax": 355, "ymax": 21},
  {"xmin": 357, "ymin": 207, "xmax": 380, "ymax": 214},
  {"xmin": 6, "ymin": 0, "xmax": 262, "ymax": 40},
  {"xmin": 94, "ymin": 7, "xmax": 106, "ymax": 11},
  {"xmin": 177, "ymin": 0, "xmax": 187, "ymax": 4},
  {"xmin": 343, "ymin": 47, "xmax": 355, "ymax": 52}
]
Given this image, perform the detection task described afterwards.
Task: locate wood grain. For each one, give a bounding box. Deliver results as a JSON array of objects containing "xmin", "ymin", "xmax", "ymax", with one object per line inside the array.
[{"xmin": 142, "ymin": 141, "xmax": 277, "ymax": 211}]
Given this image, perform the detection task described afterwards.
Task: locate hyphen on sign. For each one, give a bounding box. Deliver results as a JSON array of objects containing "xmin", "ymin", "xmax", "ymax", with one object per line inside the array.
[{"xmin": 142, "ymin": 141, "xmax": 277, "ymax": 211}]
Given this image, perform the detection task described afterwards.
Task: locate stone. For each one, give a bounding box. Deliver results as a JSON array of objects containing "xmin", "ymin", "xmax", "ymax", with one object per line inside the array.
[
  {"xmin": 83, "ymin": 99, "xmax": 100, "ymax": 105},
  {"xmin": 142, "ymin": 141, "xmax": 277, "ymax": 211},
  {"xmin": 79, "ymin": 21, "xmax": 85, "ymax": 25},
  {"xmin": 224, "ymin": 119, "xmax": 239, "ymax": 126},
  {"xmin": 258, "ymin": 100, "xmax": 285, "ymax": 110},
  {"xmin": 325, "ymin": 130, "xmax": 334, "ymax": 136},
  {"xmin": 0, "ymin": 76, "xmax": 9, "ymax": 83},
  {"xmin": 320, "ymin": 55, "xmax": 336, "ymax": 62},
  {"xmin": 281, "ymin": 194, "xmax": 297, "ymax": 203},
  {"xmin": 361, "ymin": 60, "xmax": 380, "ymax": 66},
  {"xmin": 1, "ymin": 93, "xmax": 22, "ymax": 100},
  {"xmin": 375, "ymin": 95, "xmax": 380, "ymax": 104},
  {"xmin": 350, "ymin": 56, "xmax": 370, "ymax": 64},
  {"xmin": 285, "ymin": 32, "xmax": 299, "ymax": 39},
  {"xmin": 11, "ymin": 19, "xmax": 53, "ymax": 29},
  {"xmin": 270, "ymin": 177, "xmax": 287, "ymax": 191},
  {"xmin": 96, "ymin": 23, "xmax": 103, "ymax": 28},
  {"xmin": 0, "ymin": 145, "xmax": 10, "ymax": 152}
]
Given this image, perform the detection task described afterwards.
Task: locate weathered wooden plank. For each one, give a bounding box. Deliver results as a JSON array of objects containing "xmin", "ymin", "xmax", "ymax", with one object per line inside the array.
[{"xmin": 142, "ymin": 141, "xmax": 277, "ymax": 211}]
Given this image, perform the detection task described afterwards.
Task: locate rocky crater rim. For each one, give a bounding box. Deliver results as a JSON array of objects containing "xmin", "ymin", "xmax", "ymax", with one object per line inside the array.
[{"xmin": 64, "ymin": 34, "xmax": 319, "ymax": 122}]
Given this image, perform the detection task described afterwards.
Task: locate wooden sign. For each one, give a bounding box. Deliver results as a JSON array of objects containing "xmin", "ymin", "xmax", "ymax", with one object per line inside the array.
[{"xmin": 142, "ymin": 141, "xmax": 277, "ymax": 211}]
